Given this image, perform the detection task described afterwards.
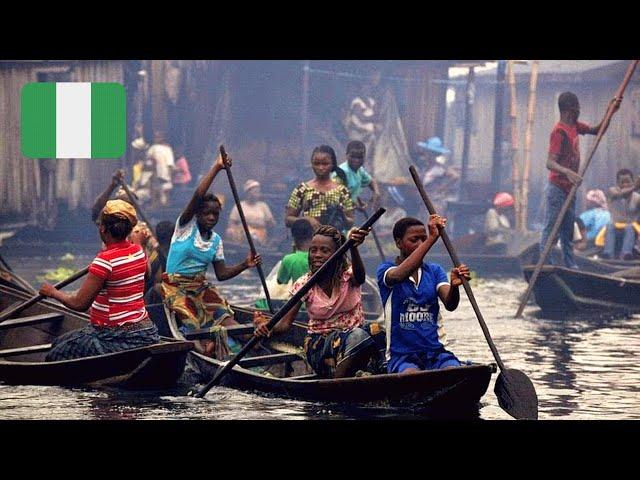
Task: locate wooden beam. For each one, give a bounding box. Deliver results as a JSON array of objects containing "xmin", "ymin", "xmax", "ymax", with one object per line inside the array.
[
  {"xmin": 0, "ymin": 313, "xmax": 64, "ymax": 330},
  {"xmin": 183, "ymin": 324, "xmax": 254, "ymax": 340},
  {"xmin": 0, "ymin": 343, "xmax": 52, "ymax": 357},
  {"xmin": 238, "ymin": 353, "xmax": 301, "ymax": 369}
]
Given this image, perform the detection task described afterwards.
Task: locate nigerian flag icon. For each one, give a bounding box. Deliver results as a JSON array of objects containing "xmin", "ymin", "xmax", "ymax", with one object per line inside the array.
[{"xmin": 21, "ymin": 82, "xmax": 126, "ymax": 159}]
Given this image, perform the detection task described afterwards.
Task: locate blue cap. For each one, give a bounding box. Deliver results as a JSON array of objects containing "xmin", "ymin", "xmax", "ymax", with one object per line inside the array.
[{"xmin": 417, "ymin": 136, "xmax": 450, "ymax": 155}]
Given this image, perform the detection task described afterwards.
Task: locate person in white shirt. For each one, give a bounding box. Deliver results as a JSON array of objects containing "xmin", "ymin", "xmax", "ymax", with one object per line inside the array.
[
  {"xmin": 484, "ymin": 192, "xmax": 515, "ymax": 255},
  {"xmin": 146, "ymin": 131, "xmax": 175, "ymax": 207}
]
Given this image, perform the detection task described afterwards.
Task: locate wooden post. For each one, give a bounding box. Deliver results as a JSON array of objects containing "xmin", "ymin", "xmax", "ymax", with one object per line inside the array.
[
  {"xmin": 507, "ymin": 60, "xmax": 522, "ymax": 231},
  {"xmin": 301, "ymin": 61, "xmax": 310, "ymax": 162},
  {"xmin": 458, "ymin": 66, "xmax": 475, "ymax": 201},
  {"xmin": 491, "ymin": 60, "xmax": 507, "ymax": 195},
  {"xmin": 521, "ymin": 60, "xmax": 539, "ymax": 231}
]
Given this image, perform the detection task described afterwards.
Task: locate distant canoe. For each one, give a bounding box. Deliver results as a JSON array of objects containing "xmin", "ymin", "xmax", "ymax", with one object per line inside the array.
[
  {"xmin": 0, "ymin": 280, "xmax": 193, "ymax": 389},
  {"xmin": 225, "ymin": 233, "xmax": 540, "ymax": 277},
  {"xmin": 519, "ymin": 244, "xmax": 640, "ymax": 275},
  {"xmin": 521, "ymin": 264, "xmax": 640, "ymax": 318}
]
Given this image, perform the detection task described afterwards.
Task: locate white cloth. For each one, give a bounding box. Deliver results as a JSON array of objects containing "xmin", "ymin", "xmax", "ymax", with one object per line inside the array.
[
  {"xmin": 146, "ymin": 144, "xmax": 175, "ymax": 187},
  {"xmin": 484, "ymin": 208, "xmax": 511, "ymax": 246},
  {"xmin": 228, "ymin": 201, "xmax": 275, "ymax": 229}
]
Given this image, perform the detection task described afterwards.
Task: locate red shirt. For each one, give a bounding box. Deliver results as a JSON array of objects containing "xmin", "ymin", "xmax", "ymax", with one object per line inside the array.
[
  {"xmin": 88, "ymin": 240, "xmax": 149, "ymax": 327},
  {"xmin": 548, "ymin": 121, "xmax": 590, "ymax": 193}
]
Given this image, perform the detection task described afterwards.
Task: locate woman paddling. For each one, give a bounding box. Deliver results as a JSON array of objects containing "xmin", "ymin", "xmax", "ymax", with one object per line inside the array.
[{"xmin": 39, "ymin": 200, "xmax": 160, "ymax": 361}]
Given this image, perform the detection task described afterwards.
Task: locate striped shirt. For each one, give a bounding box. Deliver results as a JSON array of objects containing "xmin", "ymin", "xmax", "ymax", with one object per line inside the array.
[{"xmin": 88, "ymin": 240, "xmax": 149, "ymax": 327}]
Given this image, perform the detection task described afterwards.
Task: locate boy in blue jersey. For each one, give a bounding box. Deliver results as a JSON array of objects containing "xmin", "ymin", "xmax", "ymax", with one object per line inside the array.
[{"xmin": 376, "ymin": 215, "xmax": 470, "ymax": 374}]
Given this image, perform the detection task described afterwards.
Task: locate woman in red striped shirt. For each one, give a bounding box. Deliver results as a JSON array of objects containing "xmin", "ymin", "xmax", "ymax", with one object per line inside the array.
[{"xmin": 39, "ymin": 199, "xmax": 161, "ymax": 361}]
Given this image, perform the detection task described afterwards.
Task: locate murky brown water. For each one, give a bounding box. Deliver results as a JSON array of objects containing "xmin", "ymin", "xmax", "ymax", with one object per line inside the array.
[{"xmin": 2, "ymin": 251, "xmax": 639, "ymax": 420}]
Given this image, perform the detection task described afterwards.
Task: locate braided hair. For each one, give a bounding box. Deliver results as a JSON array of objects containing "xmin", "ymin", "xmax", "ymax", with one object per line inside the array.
[
  {"xmin": 312, "ymin": 225, "xmax": 349, "ymax": 293},
  {"xmin": 312, "ymin": 145, "xmax": 347, "ymax": 186}
]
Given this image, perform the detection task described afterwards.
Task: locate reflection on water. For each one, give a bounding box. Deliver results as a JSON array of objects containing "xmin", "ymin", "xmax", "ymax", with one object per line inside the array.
[{"xmin": 2, "ymin": 252, "xmax": 640, "ymax": 420}]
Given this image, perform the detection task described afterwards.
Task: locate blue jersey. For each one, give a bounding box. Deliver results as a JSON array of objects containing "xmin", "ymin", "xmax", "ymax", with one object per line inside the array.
[{"xmin": 376, "ymin": 261, "xmax": 450, "ymax": 361}]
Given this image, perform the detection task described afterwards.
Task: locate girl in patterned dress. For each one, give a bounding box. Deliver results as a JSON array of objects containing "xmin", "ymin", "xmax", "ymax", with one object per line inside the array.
[{"xmin": 285, "ymin": 145, "xmax": 355, "ymax": 232}]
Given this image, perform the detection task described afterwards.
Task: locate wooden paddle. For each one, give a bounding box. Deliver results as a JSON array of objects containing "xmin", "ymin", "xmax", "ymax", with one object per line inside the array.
[
  {"xmin": 219, "ymin": 145, "xmax": 275, "ymax": 314},
  {"xmin": 0, "ymin": 253, "xmax": 37, "ymax": 293},
  {"xmin": 515, "ymin": 60, "xmax": 639, "ymax": 318},
  {"xmin": 115, "ymin": 178, "xmax": 167, "ymax": 266},
  {"xmin": 0, "ymin": 266, "xmax": 89, "ymax": 324},
  {"xmin": 410, "ymin": 165, "xmax": 537, "ymax": 420},
  {"xmin": 360, "ymin": 207, "xmax": 386, "ymax": 261},
  {"xmin": 192, "ymin": 207, "xmax": 386, "ymax": 398}
]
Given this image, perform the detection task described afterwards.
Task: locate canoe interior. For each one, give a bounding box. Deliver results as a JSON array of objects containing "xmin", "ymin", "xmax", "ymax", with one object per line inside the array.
[
  {"xmin": 152, "ymin": 302, "xmax": 495, "ymax": 407},
  {"xmin": 0, "ymin": 281, "xmax": 192, "ymax": 388}
]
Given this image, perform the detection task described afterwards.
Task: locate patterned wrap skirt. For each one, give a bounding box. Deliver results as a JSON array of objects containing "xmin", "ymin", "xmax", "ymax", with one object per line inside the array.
[
  {"xmin": 161, "ymin": 272, "xmax": 233, "ymax": 359},
  {"xmin": 45, "ymin": 319, "xmax": 160, "ymax": 362},
  {"xmin": 303, "ymin": 322, "xmax": 387, "ymax": 378}
]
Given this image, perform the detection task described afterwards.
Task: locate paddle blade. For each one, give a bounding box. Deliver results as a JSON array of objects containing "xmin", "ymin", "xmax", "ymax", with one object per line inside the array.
[{"xmin": 494, "ymin": 368, "xmax": 538, "ymax": 420}]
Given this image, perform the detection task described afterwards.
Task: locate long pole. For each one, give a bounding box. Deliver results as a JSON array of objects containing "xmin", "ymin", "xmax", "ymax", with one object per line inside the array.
[
  {"xmin": 116, "ymin": 179, "xmax": 167, "ymax": 266},
  {"xmin": 515, "ymin": 60, "xmax": 639, "ymax": 318},
  {"xmin": 410, "ymin": 166, "xmax": 538, "ymax": 420},
  {"xmin": 0, "ymin": 267, "xmax": 89, "ymax": 324},
  {"xmin": 219, "ymin": 146, "xmax": 274, "ymax": 314},
  {"xmin": 360, "ymin": 208, "xmax": 386, "ymax": 261},
  {"xmin": 521, "ymin": 60, "xmax": 539, "ymax": 231},
  {"xmin": 0, "ymin": 253, "xmax": 37, "ymax": 293}
]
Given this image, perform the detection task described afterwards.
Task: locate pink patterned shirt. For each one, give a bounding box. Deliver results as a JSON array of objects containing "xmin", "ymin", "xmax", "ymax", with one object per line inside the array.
[{"xmin": 290, "ymin": 267, "xmax": 364, "ymax": 334}]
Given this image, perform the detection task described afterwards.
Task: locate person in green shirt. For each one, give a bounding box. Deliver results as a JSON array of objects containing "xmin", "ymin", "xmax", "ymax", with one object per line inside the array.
[
  {"xmin": 334, "ymin": 140, "xmax": 381, "ymax": 211},
  {"xmin": 277, "ymin": 218, "xmax": 314, "ymax": 284},
  {"xmin": 254, "ymin": 218, "xmax": 314, "ymax": 311}
]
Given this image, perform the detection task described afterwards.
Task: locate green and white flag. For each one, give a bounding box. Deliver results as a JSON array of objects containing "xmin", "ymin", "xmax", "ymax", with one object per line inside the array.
[{"xmin": 21, "ymin": 82, "xmax": 126, "ymax": 159}]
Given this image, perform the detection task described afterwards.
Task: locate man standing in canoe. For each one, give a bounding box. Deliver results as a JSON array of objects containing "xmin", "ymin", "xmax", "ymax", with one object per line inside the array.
[{"xmin": 540, "ymin": 92, "xmax": 620, "ymax": 269}]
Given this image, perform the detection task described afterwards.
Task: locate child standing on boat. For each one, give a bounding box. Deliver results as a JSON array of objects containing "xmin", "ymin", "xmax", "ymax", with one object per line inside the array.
[
  {"xmin": 254, "ymin": 225, "xmax": 384, "ymax": 378},
  {"xmin": 377, "ymin": 216, "xmax": 470, "ymax": 374},
  {"xmin": 161, "ymin": 154, "xmax": 262, "ymax": 358}
]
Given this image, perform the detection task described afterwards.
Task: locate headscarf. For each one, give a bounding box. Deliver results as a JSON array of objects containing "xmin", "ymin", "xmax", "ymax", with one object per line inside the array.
[
  {"xmin": 586, "ymin": 189, "xmax": 608, "ymax": 209},
  {"xmin": 493, "ymin": 192, "xmax": 515, "ymax": 208},
  {"xmin": 102, "ymin": 199, "xmax": 138, "ymax": 227},
  {"xmin": 243, "ymin": 179, "xmax": 260, "ymax": 193}
]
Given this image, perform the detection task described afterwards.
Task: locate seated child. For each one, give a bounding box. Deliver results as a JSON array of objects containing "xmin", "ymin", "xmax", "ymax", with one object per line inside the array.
[{"xmin": 377, "ymin": 215, "xmax": 470, "ymax": 374}]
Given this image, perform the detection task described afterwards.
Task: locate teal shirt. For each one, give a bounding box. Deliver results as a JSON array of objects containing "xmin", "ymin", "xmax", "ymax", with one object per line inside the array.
[
  {"xmin": 166, "ymin": 215, "xmax": 225, "ymax": 276},
  {"xmin": 277, "ymin": 250, "xmax": 309, "ymax": 284},
  {"xmin": 334, "ymin": 161, "xmax": 372, "ymax": 202}
]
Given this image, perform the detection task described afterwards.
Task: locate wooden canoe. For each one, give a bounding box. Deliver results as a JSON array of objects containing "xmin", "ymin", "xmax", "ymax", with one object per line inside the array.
[
  {"xmin": 519, "ymin": 244, "xmax": 640, "ymax": 275},
  {"xmin": 0, "ymin": 279, "xmax": 193, "ymax": 389},
  {"xmin": 150, "ymin": 303, "xmax": 496, "ymax": 408},
  {"xmin": 521, "ymin": 264, "xmax": 640, "ymax": 318}
]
